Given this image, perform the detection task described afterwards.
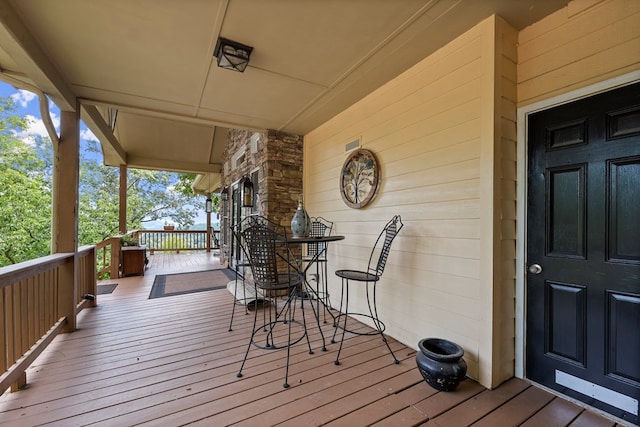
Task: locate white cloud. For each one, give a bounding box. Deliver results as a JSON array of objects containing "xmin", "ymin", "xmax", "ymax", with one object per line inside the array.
[
  {"xmin": 13, "ymin": 113, "xmax": 60, "ymax": 146},
  {"xmin": 10, "ymin": 89, "xmax": 37, "ymax": 108},
  {"xmin": 80, "ymin": 127, "xmax": 99, "ymax": 142},
  {"xmin": 25, "ymin": 113, "xmax": 60, "ymax": 138},
  {"xmin": 10, "ymin": 103, "xmax": 97, "ymax": 145}
]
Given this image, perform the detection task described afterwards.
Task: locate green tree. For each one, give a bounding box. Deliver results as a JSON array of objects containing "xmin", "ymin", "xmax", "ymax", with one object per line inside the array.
[
  {"xmin": 77, "ymin": 141, "xmax": 120, "ymax": 245},
  {"xmin": 0, "ymin": 93, "xmax": 210, "ymax": 264},
  {"xmin": 78, "ymin": 140, "xmax": 206, "ymax": 245},
  {"xmin": 0, "ymin": 98, "xmax": 52, "ymax": 265},
  {"xmin": 174, "ymin": 173, "xmax": 220, "ymax": 217}
]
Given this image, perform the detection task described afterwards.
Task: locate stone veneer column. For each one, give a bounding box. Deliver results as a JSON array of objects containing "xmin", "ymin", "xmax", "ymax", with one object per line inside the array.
[{"xmin": 219, "ymin": 128, "xmax": 303, "ymax": 266}]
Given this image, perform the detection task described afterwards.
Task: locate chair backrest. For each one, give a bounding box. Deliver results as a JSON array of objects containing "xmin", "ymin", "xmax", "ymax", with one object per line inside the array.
[
  {"xmin": 239, "ymin": 216, "xmax": 290, "ymax": 290},
  {"xmin": 306, "ymin": 217, "xmax": 334, "ymax": 258},
  {"xmin": 367, "ymin": 215, "xmax": 404, "ymax": 277},
  {"xmin": 231, "ymin": 216, "xmax": 262, "ymax": 269},
  {"xmin": 309, "ymin": 217, "xmax": 333, "ymax": 237}
]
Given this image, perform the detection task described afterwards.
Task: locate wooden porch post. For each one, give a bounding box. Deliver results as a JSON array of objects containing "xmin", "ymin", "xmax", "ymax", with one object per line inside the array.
[
  {"xmin": 119, "ymin": 164, "xmax": 127, "ymax": 234},
  {"xmin": 52, "ymin": 107, "xmax": 80, "ymax": 333},
  {"xmin": 206, "ymin": 208, "xmax": 211, "ymax": 253}
]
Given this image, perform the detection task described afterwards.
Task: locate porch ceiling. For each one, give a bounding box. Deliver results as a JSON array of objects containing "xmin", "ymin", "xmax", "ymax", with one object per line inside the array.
[{"xmin": 0, "ymin": 0, "xmax": 567, "ymax": 193}]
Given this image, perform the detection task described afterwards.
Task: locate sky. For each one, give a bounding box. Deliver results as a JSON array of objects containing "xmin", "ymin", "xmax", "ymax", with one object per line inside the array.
[
  {"xmin": 0, "ymin": 81, "xmax": 101, "ymax": 156},
  {"xmin": 0, "ymin": 81, "xmax": 210, "ymax": 226}
]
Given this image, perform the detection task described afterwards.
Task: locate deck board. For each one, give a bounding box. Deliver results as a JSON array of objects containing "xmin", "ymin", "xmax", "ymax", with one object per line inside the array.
[
  {"xmin": 430, "ymin": 377, "xmax": 530, "ymax": 426},
  {"xmin": 521, "ymin": 398, "xmax": 586, "ymax": 427},
  {"xmin": 0, "ymin": 252, "xmax": 623, "ymax": 426},
  {"xmin": 470, "ymin": 386, "xmax": 557, "ymax": 426}
]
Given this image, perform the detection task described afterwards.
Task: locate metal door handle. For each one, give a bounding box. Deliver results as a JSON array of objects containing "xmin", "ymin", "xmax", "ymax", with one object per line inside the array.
[{"xmin": 528, "ymin": 264, "xmax": 543, "ymax": 274}]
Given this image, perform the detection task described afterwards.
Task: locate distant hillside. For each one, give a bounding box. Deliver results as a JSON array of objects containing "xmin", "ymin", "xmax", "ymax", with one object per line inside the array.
[{"xmin": 140, "ymin": 221, "xmax": 216, "ymax": 231}]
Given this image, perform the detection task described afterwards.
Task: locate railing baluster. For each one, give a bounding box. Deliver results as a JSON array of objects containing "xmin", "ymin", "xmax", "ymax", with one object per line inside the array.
[
  {"xmin": 0, "ymin": 249, "xmax": 96, "ymax": 394},
  {"xmin": 133, "ymin": 229, "xmax": 214, "ymax": 253}
]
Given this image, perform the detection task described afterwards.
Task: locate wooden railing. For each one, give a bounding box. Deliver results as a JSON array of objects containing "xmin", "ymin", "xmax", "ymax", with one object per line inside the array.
[
  {"xmin": 0, "ymin": 247, "xmax": 96, "ymax": 394},
  {"xmin": 77, "ymin": 246, "xmax": 98, "ymax": 310},
  {"xmin": 96, "ymin": 237, "xmax": 121, "ymax": 280},
  {"xmin": 136, "ymin": 229, "xmax": 220, "ymax": 253},
  {"xmin": 1, "ymin": 229, "xmax": 218, "ymax": 395},
  {"xmin": 95, "ymin": 230, "xmax": 220, "ymax": 280}
]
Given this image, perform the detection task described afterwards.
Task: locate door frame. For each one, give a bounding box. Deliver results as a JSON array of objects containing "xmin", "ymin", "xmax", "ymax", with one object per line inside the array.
[{"xmin": 514, "ymin": 70, "xmax": 640, "ymax": 379}]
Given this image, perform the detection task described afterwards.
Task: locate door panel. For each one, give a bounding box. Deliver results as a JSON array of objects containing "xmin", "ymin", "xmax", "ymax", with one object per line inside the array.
[
  {"xmin": 607, "ymin": 292, "xmax": 640, "ymax": 384},
  {"xmin": 609, "ymin": 158, "xmax": 640, "ymax": 263},
  {"xmin": 546, "ymin": 281, "xmax": 586, "ymax": 366},
  {"xmin": 526, "ymin": 82, "xmax": 640, "ymax": 425},
  {"xmin": 547, "ymin": 165, "xmax": 586, "ymax": 258}
]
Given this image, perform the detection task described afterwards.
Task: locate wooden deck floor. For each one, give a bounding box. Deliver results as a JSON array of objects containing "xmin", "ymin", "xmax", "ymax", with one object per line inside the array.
[{"xmin": 0, "ymin": 252, "xmax": 626, "ymax": 426}]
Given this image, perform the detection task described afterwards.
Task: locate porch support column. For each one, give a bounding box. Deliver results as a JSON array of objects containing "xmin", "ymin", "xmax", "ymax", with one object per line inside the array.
[
  {"xmin": 477, "ymin": 16, "xmax": 518, "ymax": 388},
  {"xmin": 119, "ymin": 165, "xmax": 127, "ymax": 234},
  {"xmin": 206, "ymin": 203, "xmax": 211, "ymax": 253},
  {"xmin": 52, "ymin": 106, "xmax": 80, "ymax": 333}
]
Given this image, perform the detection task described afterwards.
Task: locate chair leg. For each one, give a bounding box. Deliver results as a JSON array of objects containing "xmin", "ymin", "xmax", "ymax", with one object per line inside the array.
[
  {"xmin": 282, "ymin": 290, "xmax": 314, "ymax": 387},
  {"xmin": 334, "ymin": 278, "xmax": 349, "ymax": 365},
  {"xmin": 294, "ymin": 290, "xmax": 317, "ymax": 354},
  {"xmin": 331, "ymin": 279, "xmax": 399, "ymax": 366},
  {"xmin": 229, "ymin": 268, "xmax": 249, "ymax": 332},
  {"xmin": 321, "ymin": 260, "xmax": 332, "ymax": 323},
  {"xmin": 315, "ymin": 263, "xmax": 322, "ymax": 324},
  {"xmin": 303, "ymin": 283, "xmax": 326, "ymax": 352},
  {"xmin": 229, "ymin": 289, "xmax": 237, "ymax": 332},
  {"xmin": 239, "ymin": 289, "xmax": 308, "ymax": 388},
  {"xmin": 367, "ymin": 282, "xmax": 399, "ymax": 364},
  {"xmin": 283, "ymin": 297, "xmax": 292, "ymax": 388},
  {"xmin": 331, "ymin": 279, "xmax": 344, "ymax": 344},
  {"xmin": 330, "ymin": 278, "xmax": 346, "ymax": 343},
  {"xmin": 237, "ymin": 288, "xmax": 261, "ymax": 378},
  {"xmin": 314, "ymin": 261, "xmax": 330, "ymax": 324}
]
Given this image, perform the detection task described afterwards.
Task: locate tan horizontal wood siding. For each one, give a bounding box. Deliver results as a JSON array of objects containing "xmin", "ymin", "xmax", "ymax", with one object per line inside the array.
[
  {"xmin": 518, "ymin": 0, "xmax": 640, "ymax": 107},
  {"xmin": 302, "ymin": 0, "xmax": 640, "ymax": 390},
  {"xmin": 304, "ymin": 16, "xmax": 516, "ymax": 387}
]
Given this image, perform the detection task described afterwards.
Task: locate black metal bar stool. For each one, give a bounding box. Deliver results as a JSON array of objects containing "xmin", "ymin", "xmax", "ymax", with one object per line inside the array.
[
  {"xmin": 332, "ymin": 215, "xmax": 404, "ymax": 365},
  {"xmin": 235, "ymin": 215, "xmax": 312, "ymax": 388},
  {"xmin": 298, "ymin": 217, "xmax": 334, "ymax": 323}
]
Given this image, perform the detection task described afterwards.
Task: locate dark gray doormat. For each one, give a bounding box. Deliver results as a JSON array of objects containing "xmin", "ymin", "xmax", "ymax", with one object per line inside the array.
[
  {"xmin": 149, "ymin": 268, "xmax": 235, "ymax": 299},
  {"xmin": 97, "ymin": 283, "xmax": 118, "ymax": 294}
]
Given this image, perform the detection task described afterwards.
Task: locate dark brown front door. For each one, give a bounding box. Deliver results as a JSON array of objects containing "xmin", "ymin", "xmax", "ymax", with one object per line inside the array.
[{"xmin": 526, "ymin": 82, "xmax": 640, "ymax": 425}]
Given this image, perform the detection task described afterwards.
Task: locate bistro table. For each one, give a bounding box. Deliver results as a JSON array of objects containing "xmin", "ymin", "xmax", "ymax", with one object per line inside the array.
[
  {"xmin": 274, "ymin": 234, "xmax": 344, "ymax": 351},
  {"xmin": 280, "ymin": 235, "xmax": 345, "ymax": 323}
]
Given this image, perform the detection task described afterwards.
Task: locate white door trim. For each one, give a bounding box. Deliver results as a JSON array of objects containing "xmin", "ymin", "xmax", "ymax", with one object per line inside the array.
[{"xmin": 514, "ymin": 70, "xmax": 640, "ymax": 378}]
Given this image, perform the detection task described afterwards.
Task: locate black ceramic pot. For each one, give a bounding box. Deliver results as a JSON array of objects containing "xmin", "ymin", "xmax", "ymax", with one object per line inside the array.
[{"xmin": 416, "ymin": 338, "xmax": 467, "ymax": 391}]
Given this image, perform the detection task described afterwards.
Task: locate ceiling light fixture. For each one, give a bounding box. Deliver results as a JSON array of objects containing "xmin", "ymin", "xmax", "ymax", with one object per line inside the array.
[{"xmin": 214, "ymin": 37, "xmax": 253, "ymax": 72}]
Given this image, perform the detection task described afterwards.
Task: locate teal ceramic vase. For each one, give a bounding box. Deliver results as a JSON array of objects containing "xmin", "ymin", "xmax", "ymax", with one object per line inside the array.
[{"xmin": 291, "ymin": 197, "xmax": 310, "ymax": 237}]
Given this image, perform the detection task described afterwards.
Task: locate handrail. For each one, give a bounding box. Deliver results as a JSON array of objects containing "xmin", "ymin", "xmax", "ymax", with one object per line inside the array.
[
  {"xmin": 136, "ymin": 229, "xmax": 220, "ymax": 253},
  {"xmin": 95, "ymin": 237, "xmax": 121, "ymax": 280},
  {"xmin": 0, "ymin": 247, "xmax": 96, "ymax": 394},
  {"xmin": 95, "ymin": 230, "xmax": 220, "ymax": 280},
  {"xmin": 0, "ymin": 253, "xmax": 70, "ymax": 287}
]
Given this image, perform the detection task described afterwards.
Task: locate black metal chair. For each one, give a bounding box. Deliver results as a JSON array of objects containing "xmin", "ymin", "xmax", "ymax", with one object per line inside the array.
[
  {"xmin": 297, "ymin": 217, "xmax": 334, "ymax": 323},
  {"xmin": 332, "ymin": 215, "xmax": 404, "ymax": 366},
  {"xmin": 236, "ymin": 215, "xmax": 313, "ymax": 388}
]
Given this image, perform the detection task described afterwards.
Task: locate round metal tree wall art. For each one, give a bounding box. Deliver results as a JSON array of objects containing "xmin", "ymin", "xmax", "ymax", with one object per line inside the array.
[{"xmin": 340, "ymin": 148, "xmax": 380, "ymax": 209}]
